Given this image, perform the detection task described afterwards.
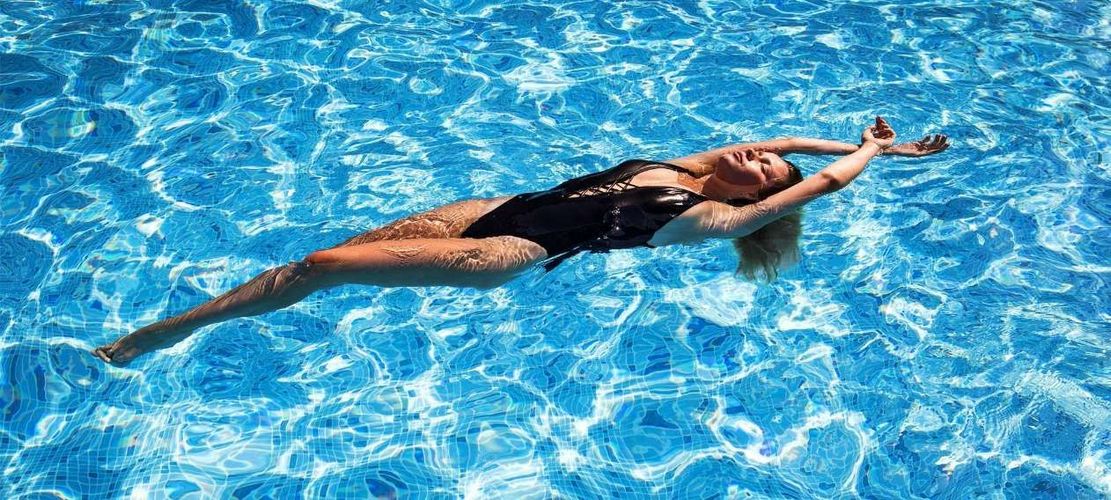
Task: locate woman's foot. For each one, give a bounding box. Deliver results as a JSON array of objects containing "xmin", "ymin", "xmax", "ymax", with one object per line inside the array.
[{"xmin": 92, "ymin": 325, "xmax": 188, "ymax": 365}]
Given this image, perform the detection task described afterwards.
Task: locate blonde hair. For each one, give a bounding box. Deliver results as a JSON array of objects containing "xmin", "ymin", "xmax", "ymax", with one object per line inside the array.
[{"xmin": 731, "ymin": 160, "xmax": 804, "ymax": 281}]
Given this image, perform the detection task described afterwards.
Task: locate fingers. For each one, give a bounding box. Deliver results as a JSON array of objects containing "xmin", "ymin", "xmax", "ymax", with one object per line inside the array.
[
  {"xmin": 873, "ymin": 116, "xmax": 894, "ymax": 139},
  {"xmin": 910, "ymin": 134, "xmax": 950, "ymax": 153},
  {"xmin": 933, "ymin": 134, "xmax": 949, "ymax": 150},
  {"xmin": 917, "ymin": 134, "xmax": 949, "ymax": 150}
]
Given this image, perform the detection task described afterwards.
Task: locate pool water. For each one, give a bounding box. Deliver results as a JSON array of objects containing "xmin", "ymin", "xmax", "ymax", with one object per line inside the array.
[{"xmin": 2, "ymin": 0, "xmax": 1108, "ymax": 498}]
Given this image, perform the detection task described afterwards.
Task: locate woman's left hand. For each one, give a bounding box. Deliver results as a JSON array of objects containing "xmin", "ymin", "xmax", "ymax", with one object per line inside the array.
[
  {"xmin": 886, "ymin": 134, "xmax": 950, "ymax": 157},
  {"xmin": 861, "ymin": 116, "xmax": 896, "ymax": 150}
]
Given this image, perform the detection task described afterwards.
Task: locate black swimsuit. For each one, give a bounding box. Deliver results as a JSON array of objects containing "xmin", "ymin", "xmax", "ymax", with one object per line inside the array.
[{"xmin": 461, "ymin": 159, "xmax": 712, "ymax": 270}]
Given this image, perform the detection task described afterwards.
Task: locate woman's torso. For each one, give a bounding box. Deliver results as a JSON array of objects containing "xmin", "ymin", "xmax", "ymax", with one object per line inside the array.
[{"xmin": 461, "ymin": 160, "xmax": 716, "ymax": 269}]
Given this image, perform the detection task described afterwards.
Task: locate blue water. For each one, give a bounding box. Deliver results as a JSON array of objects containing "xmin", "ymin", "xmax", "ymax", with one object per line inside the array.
[{"xmin": 1, "ymin": 0, "xmax": 1108, "ymax": 497}]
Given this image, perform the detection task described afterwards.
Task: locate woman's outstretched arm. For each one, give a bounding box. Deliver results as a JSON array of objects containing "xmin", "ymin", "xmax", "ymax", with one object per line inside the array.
[
  {"xmin": 667, "ymin": 132, "xmax": 947, "ymax": 176},
  {"xmin": 786, "ymin": 135, "xmax": 948, "ymax": 157},
  {"xmin": 696, "ymin": 118, "xmax": 896, "ymax": 239},
  {"xmin": 667, "ymin": 137, "xmax": 864, "ymax": 176}
]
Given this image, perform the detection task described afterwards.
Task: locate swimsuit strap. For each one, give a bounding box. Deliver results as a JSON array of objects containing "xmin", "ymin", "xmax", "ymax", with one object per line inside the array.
[
  {"xmin": 542, "ymin": 250, "xmax": 578, "ymax": 271},
  {"xmin": 562, "ymin": 160, "xmax": 691, "ymax": 199}
]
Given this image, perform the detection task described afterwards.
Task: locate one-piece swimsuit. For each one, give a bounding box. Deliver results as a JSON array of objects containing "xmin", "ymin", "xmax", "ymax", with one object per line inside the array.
[{"xmin": 462, "ymin": 159, "xmax": 725, "ymax": 270}]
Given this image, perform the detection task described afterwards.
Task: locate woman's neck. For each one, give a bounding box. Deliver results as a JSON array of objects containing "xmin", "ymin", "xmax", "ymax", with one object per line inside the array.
[
  {"xmin": 676, "ymin": 173, "xmax": 710, "ymax": 194},
  {"xmin": 700, "ymin": 174, "xmax": 759, "ymax": 201}
]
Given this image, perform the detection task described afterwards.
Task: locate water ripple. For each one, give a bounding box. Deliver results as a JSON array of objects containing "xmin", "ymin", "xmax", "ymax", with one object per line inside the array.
[{"xmin": 1, "ymin": 0, "xmax": 1108, "ymax": 498}]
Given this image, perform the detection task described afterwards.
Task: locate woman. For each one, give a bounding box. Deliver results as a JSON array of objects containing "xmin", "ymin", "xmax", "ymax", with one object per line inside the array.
[{"xmin": 93, "ymin": 117, "xmax": 948, "ymax": 364}]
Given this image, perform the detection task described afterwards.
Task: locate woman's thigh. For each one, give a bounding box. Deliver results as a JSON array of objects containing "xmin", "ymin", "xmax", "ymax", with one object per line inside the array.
[
  {"xmin": 307, "ymin": 235, "xmax": 547, "ymax": 289},
  {"xmin": 331, "ymin": 196, "xmax": 512, "ymax": 248}
]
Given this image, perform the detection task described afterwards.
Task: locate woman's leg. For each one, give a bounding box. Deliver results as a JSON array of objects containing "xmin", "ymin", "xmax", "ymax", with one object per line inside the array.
[
  {"xmin": 329, "ymin": 196, "xmax": 510, "ymax": 248},
  {"xmin": 93, "ymin": 236, "xmax": 545, "ymax": 365},
  {"xmin": 307, "ymin": 235, "xmax": 546, "ymax": 288},
  {"xmin": 93, "ymin": 259, "xmax": 324, "ymax": 365}
]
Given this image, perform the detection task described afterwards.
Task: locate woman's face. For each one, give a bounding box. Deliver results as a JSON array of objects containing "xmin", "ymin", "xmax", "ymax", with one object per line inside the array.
[{"xmin": 714, "ymin": 149, "xmax": 792, "ymax": 192}]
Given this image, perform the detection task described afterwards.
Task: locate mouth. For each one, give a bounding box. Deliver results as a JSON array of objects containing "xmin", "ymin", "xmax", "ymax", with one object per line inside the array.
[
  {"xmin": 730, "ymin": 150, "xmax": 762, "ymax": 173},
  {"xmin": 732, "ymin": 150, "xmax": 757, "ymax": 167}
]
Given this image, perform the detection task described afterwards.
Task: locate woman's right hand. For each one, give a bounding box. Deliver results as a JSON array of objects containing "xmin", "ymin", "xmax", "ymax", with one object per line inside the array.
[
  {"xmin": 886, "ymin": 134, "xmax": 950, "ymax": 157},
  {"xmin": 861, "ymin": 116, "xmax": 895, "ymax": 150}
]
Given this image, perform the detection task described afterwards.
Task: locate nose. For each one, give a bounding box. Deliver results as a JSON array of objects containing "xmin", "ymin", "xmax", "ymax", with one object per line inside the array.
[{"xmin": 739, "ymin": 149, "xmax": 760, "ymax": 167}]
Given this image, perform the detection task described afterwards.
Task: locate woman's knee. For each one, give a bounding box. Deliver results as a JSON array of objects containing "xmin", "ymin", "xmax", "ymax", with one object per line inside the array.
[
  {"xmin": 299, "ymin": 251, "xmax": 345, "ymax": 283},
  {"xmin": 305, "ymin": 249, "xmax": 341, "ymax": 267}
]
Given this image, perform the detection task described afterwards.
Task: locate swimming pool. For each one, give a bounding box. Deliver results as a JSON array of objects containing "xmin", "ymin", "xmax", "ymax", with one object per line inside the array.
[{"xmin": 1, "ymin": 0, "xmax": 1108, "ymax": 497}]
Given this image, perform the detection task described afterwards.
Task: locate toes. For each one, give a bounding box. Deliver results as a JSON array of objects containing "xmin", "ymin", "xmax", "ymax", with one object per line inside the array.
[
  {"xmin": 92, "ymin": 344, "xmax": 134, "ymax": 366},
  {"xmin": 92, "ymin": 346, "xmax": 114, "ymax": 363}
]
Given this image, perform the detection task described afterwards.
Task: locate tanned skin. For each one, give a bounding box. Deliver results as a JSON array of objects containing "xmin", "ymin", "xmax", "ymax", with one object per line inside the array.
[{"xmin": 94, "ymin": 117, "xmax": 947, "ymax": 365}]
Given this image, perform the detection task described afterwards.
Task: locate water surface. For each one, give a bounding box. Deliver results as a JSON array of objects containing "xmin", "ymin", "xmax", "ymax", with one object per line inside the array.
[{"xmin": 1, "ymin": 0, "xmax": 1108, "ymax": 497}]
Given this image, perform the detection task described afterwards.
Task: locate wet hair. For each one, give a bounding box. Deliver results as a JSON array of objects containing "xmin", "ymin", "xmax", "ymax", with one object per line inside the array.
[{"xmin": 730, "ymin": 159, "xmax": 804, "ymax": 281}]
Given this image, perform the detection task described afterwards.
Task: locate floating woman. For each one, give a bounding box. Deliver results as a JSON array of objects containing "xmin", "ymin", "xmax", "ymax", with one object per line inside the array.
[{"xmin": 94, "ymin": 117, "xmax": 948, "ymax": 364}]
